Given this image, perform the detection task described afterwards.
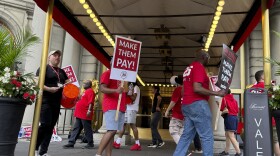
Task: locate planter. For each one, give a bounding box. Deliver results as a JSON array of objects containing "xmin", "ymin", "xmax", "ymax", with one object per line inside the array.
[
  {"xmin": 0, "ymin": 97, "xmax": 27, "ymax": 156},
  {"xmin": 272, "ymin": 109, "xmax": 280, "ymax": 144}
]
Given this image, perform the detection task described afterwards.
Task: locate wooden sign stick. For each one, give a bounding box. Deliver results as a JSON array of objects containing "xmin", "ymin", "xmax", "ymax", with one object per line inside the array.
[
  {"xmin": 115, "ymin": 81, "xmax": 124, "ymax": 121},
  {"xmin": 209, "ymin": 78, "xmax": 221, "ymax": 131}
]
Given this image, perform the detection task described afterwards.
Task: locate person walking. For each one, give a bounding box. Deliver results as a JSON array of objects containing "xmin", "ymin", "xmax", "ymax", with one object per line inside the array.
[
  {"xmin": 148, "ymin": 86, "xmax": 165, "ymax": 148},
  {"xmin": 113, "ymin": 82, "xmax": 142, "ymax": 151},
  {"xmin": 219, "ymin": 89, "xmax": 242, "ymax": 156},
  {"xmin": 165, "ymin": 75, "xmax": 202, "ymax": 153},
  {"xmin": 35, "ymin": 50, "xmax": 69, "ymax": 156},
  {"xmin": 63, "ymin": 80, "xmax": 95, "ymax": 149},
  {"xmin": 95, "ymin": 69, "xmax": 126, "ymax": 156},
  {"xmin": 173, "ymin": 49, "xmax": 225, "ymax": 156}
]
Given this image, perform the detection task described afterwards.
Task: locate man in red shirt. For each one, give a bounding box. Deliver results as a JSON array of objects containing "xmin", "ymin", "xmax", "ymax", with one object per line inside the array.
[
  {"xmin": 96, "ymin": 69, "xmax": 126, "ymax": 156},
  {"xmin": 63, "ymin": 80, "xmax": 95, "ymax": 149},
  {"xmin": 173, "ymin": 50, "xmax": 225, "ymax": 156}
]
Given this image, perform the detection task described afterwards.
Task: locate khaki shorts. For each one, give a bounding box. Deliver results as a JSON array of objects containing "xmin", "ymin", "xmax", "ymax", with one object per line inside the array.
[{"xmin": 125, "ymin": 110, "xmax": 137, "ymax": 124}]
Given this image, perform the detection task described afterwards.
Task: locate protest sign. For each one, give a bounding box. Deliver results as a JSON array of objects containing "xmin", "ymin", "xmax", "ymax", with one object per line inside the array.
[
  {"xmin": 110, "ymin": 36, "xmax": 142, "ymax": 82},
  {"xmin": 216, "ymin": 44, "xmax": 238, "ymax": 91},
  {"xmin": 62, "ymin": 65, "xmax": 79, "ymax": 87}
]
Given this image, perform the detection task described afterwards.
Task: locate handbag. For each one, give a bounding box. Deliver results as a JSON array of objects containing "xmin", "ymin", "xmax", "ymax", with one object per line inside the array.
[{"xmin": 221, "ymin": 98, "xmax": 228, "ymax": 118}]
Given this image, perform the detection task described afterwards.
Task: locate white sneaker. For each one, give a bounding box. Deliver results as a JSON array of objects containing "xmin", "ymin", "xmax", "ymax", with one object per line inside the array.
[
  {"xmin": 41, "ymin": 154, "xmax": 51, "ymax": 156},
  {"xmin": 35, "ymin": 151, "xmax": 39, "ymax": 156},
  {"xmin": 193, "ymin": 150, "xmax": 203, "ymax": 153}
]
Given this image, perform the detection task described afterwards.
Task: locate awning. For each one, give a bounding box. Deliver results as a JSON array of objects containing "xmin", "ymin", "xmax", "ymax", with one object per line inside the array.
[{"xmin": 33, "ymin": 0, "xmax": 275, "ymax": 84}]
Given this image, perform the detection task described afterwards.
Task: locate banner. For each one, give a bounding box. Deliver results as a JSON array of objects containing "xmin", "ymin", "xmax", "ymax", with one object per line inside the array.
[
  {"xmin": 62, "ymin": 65, "xmax": 80, "ymax": 87},
  {"xmin": 216, "ymin": 44, "xmax": 238, "ymax": 91},
  {"xmin": 110, "ymin": 36, "xmax": 142, "ymax": 82}
]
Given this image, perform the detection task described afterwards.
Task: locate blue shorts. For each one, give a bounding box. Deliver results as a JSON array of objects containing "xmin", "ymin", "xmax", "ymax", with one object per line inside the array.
[
  {"xmin": 224, "ymin": 115, "xmax": 238, "ymax": 132},
  {"xmin": 104, "ymin": 110, "xmax": 125, "ymax": 131}
]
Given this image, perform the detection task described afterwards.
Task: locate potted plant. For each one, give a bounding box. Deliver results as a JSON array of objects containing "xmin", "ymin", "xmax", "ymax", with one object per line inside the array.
[{"xmin": 0, "ymin": 27, "xmax": 39, "ymax": 155}]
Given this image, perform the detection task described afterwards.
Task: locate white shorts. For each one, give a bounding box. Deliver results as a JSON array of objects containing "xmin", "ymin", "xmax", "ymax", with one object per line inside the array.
[
  {"xmin": 169, "ymin": 117, "xmax": 184, "ymax": 137},
  {"xmin": 125, "ymin": 110, "xmax": 137, "ymax": 124}
]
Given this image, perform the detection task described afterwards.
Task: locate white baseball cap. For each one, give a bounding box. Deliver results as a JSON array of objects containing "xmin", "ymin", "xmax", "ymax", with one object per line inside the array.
[{"xmin": 48, "ymin": 50, "xmax": 62, "ymax": 57}]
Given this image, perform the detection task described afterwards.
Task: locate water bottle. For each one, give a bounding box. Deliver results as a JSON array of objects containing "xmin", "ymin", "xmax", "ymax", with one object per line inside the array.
[{"xmin": 127, "ymin": 83, "xmax": 134, "ymax": 95}]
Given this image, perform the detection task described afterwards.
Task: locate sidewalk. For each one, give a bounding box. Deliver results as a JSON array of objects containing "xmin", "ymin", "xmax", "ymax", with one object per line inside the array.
[{"xmin": 15, "ymin": 138, "xmax": 238, "ymax": 156}]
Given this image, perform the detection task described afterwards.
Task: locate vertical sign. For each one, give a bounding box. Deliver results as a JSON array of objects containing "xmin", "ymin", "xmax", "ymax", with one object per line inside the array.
[
  {"xmin": 110, "ymin": 36, "xmax": 142, "ymax": 82},
  {"xmin": 216, "ymin": 44, "xmax": 238, "ymax": 91},
  {"xmin": 244, "ymin": 88, "xmax": 273, "ymax": 156},
  {"xmin": 62, "ymin": 65, "xmax": 80, "ymax": 87}
]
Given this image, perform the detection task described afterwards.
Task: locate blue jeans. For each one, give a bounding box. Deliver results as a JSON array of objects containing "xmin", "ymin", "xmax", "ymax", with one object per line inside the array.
[{"xmin": 173, "ymin": 100, "xmax": 213, "ymax": 156}]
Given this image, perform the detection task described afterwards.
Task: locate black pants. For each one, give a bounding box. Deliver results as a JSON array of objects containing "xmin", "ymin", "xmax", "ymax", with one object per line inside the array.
[
  {"xmin": 151, "ymin": 112, "xmax": 163, "ymax": 144},
  {"xmin": 36, "ymin": 102, "xmax": 60, "ymax": 155},
  {"xmin": 68, "ymin": 118, "xmax": 93, "ymax": 145}
]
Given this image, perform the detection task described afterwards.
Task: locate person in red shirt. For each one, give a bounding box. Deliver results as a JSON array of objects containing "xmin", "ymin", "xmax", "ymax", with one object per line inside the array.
[
  {"xmin": 165, "ymin": 75, "xmax": 202, "ymax": 153},
  {"xmin": 96, "ymin": 69, "xmax": 126, "ymax": 156},
  {"xmin": 250, "ymin": 70, "xmax": 280, "ymax": 156},
  {"xmin": 173, "ymin": 50, "xmax": 225, "ymax": 156},
  {"xmin": 63, "ymin": 80, "xmax": 95, "ymax": 149},
  {"xmin": 219, "ymin": 89, "xmax": 241, "ymax": 156}
]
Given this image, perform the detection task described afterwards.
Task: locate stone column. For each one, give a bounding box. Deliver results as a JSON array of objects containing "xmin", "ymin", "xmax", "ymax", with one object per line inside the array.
[
  {"xmin": 270, "ymin": 2, "xmax": 280, "ymax": 84},
  {"xmin": 22, "ymin": 6, "xmax": 46, "ymax": 125}
]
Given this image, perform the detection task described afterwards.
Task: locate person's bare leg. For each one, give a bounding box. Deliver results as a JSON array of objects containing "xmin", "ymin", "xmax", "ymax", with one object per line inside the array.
[
  {"xmin": 96, "ymin": 130, "xmax": 116, "ymax": 155},
  {"xmin": 274, "ymin": 142, "xmax": 280, "ymax": 156},
  {"xmin": 228, "ymin": 131, "xmax": 241, "ymax": 154},
  {"xmin": 130, "ymin": 123, "xmax": 139, "ymax": 140},
  {"xmin": 118, "ymin": 124, "xmax": 126, "ymax": 138},
  {"xmin": 105, "ymin": 135, "xmax": 114, "ymax": 156},
  {"xmin": 225, "ymin": 132, "xmax": 231, "ymax": 152}
]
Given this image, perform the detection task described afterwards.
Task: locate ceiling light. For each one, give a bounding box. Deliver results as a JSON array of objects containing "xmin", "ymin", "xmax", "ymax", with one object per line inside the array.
[
  {"xmin": 213, "ymin": 20, "xmax": 218, "ymax": 25},
  {"xmin": 103, "ymin": 32, "xmax": 108, "ymax": 36},
  {"xmin": 79, "ymin": 0, "xmax": 85, "ymax": 4},
  {"xmin": 167, "ymin": 85, "xmax": 170, "ymax": 87},
  {"xmin": 108, "ymin": 38, "xmax": 113, "ymax": 42},
  {"xmin": 217, "ymin": 6, "xmax": 223, "ymax": 11},
  {"xmin": 218, "ymin": 0, "xmax": 225, "ymax": 6},
  {"xmin": 209, "ymin": 31, "xmax": 214, "ymax": 35},
  {"xmin": 90, "ymin": 13, "xmax": 95, "ymax": 18},
  {"xmin": 93, "ymin": 18, "xmax": 98, "ymax": 22},
  {"xmin": 86, "ymin": 9, "xmax": 92, "ymax": 14},
  {"xmin": 151, "ymin": 84, "xmax": 154, "ymax": 86},
  {"xmin": 96, "ymin": 22, "xmax": 101, "ymax": 26},
  {"xmin": 101, "ymin": 29, "xmax": 106, "ymax": 33},
  {"xmin": 98, "ymin": 26, "xmax": 104, "ymax": 30},
  {"xmin": 147, "ymin": 84, "xmax": 150, "ymax": 86},
  {"xmin": 83, "ymin": 3, "xmax": 89, "ymax": 9},
  {"xmin": 106, "ymin": 36, "xmax": 110, "ymax": 39},
  {"xmin": 159, "ymin": 84, "xmax": 162, "ymax": 86},
  {"xmin": 214, "ymin": 16, "xmax": 220, "ymax": 21},
  {"xmin": 211, "ymin": 25, "xmax": 217, "ymax": 29},
  {"xmin": 205, "ymin": 49, "xmax": 209, "ymax": 51},
  {"xmin": 215, "ymin": 11, "xmax": 222, "ymax": 16},
  {"xmin": 163, "ymin": 85, "xmax": 166, "ymax": 87},
  {"xmin": 210, "ymin": 28, "xmax": 215, "ymax": 32}
]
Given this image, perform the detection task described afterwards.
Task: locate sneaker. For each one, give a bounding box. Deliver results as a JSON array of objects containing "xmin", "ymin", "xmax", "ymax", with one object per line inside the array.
[
  {"xmin": 235, "ymin": 153, "xmax": 242, "ymax": 156},
  {"xmin": 157, "ymin": 142, "xmax": 165, "ymax": 148},
  {"xmin": 83, "ymin": 144, "xmax": 94, "ymax": 149},
  {"xmin": 113, "ymin": 141, "xmax": 121, "ymax": 149},
  {"xmin": 193, "ymin": 150, "xmax": 203, "ymax": 153},
  {"xmin": 35, "ymin": 151, "xmax": 39, "ymax": 156},
  {"xmin": 130, "ymin": 144, "xmax": 142, "ymax": 151},
  {"xmin": 219, "ymin": 151, "xmax": 229, "ymax": 156},
  {"xmin": 41, "ymin": 154, "xmax": 51, "ymax": 156},
  {"xmin": 63, "ymin": 143, "xmax": 74, "ymax": 149},
  {"xmin": 147, "ymin": 143, "xmax": 157, "ymax": 148}
]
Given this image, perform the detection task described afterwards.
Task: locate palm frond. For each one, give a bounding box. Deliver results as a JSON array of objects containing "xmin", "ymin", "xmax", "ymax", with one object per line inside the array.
[{"xmin": 0, "ymin": 28, "xmax": 40, "ymax": 71}]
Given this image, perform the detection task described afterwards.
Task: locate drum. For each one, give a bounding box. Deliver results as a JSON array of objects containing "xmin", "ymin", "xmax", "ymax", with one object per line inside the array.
[{"xmin": 61, "ymin": 83, "xmax": 79, "ymax": 108}]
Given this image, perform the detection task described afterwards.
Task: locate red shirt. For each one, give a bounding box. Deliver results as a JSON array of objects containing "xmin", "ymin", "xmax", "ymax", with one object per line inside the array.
[
  {"xmin": 251, "ymin": 81, "xmax": 276, "ymax": 126},
  {"xmin": 171, "ymin": 86, "xmax": 184, "ymax": 120},
  {"xmin": 182, "ymin": 61, "xmax": 209, "ymax": 105},
  {"xmin": 100, "ymin": 70, "xmax": 126, "ymax": 113},
  {"xmin": 220, "ymin": 94, "xmax": 238, "ymax": 116},
  {"xmin": 74, "ymin": 88, "xmax": 95, "ymax": 120}
]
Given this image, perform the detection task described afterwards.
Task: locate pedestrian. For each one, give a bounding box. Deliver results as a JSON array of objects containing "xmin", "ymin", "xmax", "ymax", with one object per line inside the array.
[
  {"xmin": 173, "ymin": 49, "xmax": 225, "ymax": 156},
  {"xmin": 63, "ymin": 80, "xmax": 95, "ymax": 149},
  {"xmin": 35, "ymin": 50, "xmax": 69, "ymax": 156},
  {"xmin": 148, "ymin": 86, "xmax": 165, "ymax": 148},
  {"xmin": 113, "ymin": 82, "xmax": 142, "ymax": 151},
  {"xmin": 165, "ymin": 75, "xmax": 202, "ymax": 153},
  {"xmin": 219, "ymin": 89, "xmax": 242, "ymax": 156},
  {"xmin": 95, "ymin": 69, "xmax": 126, "ymax": 156}
]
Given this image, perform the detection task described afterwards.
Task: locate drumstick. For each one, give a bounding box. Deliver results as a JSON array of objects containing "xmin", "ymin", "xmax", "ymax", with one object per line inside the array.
[{"xmin": 115, "ymin": 81, "xmax": 124, "ymax": 121}]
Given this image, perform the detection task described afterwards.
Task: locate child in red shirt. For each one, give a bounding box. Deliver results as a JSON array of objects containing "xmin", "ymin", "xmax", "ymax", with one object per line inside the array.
[{"xmin": 63, "ymin": 80, "xmax": 95, "ymax": 149}]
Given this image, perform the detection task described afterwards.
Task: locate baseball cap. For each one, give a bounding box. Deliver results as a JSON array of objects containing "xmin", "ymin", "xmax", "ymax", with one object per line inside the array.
[{"xmin": 48, "ymin": 50, "xmax": 62, "ymax": 57}]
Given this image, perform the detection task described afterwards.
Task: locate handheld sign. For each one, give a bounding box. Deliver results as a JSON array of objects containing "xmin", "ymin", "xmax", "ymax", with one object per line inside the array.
[
  {"xmin": 216, "ymin": 44, "xmax": 238, "ymax": 92},
  {"xmin": 62, "ymin": 65, "xmax": 80, "ymax": 87},
  {"xmin": 111, "ymin": 36, "xmax": 142, "ymax": 121},
  {"xmin": 110, "ymin": 36, "xmax": 142, "ymax": 82}
]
